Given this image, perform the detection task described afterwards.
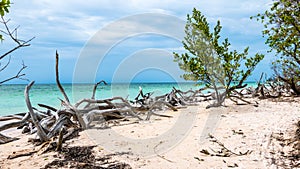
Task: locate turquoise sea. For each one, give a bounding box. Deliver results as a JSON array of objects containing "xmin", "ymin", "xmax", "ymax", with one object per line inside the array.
[
  {"xmin": 0, "ymin": 82, "xmax": 257, "ymax": 116},
  {"xmin": 0, "ymin": 83, "xmax": 197, "ymax": 116}
]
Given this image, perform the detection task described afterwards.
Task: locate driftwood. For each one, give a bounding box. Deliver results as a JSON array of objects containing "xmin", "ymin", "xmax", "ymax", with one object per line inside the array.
[
  {"xmin": 56, "ymin": 126, "xmax": 66, "ymax": 151},
  {"xmin": 25, "ymin": 81, "xmax": 49, "ymax": 142},
  {"xmin": 249, "ymin": 73, "xmax": 295, "ymax": 100},
  {"xmin": 0, "ymin": 51, "xmax": 201, "ymax": 148},
  {"xmin": 0, "ymin": 133, "xmax": 19, "ymax": 144},
  {"xmin": 38, "ymin": 104, "xmax": 57, "ymax": 112},
  {"xmin": 221, "ymin": 73, "xmax": 297, "ymax": 105},
  {"xmin": 0, "ymin": 81, "xmax": 206, "ymax": 145},
  {"xmin": 0, "ymin": 114, "xmax": 24, "ymax": 121},
  {"xmin": 0, "ymin": 52, "xmax": 297, "ymax": 154},
  {"xmin": 200, "ymin": 134, "xmax": 252, "ymax": 157},
  {"xmin": 7, "ymin": 149, "xmax": 38, "ymax": 159},
  {"xmin": 0, "ymin": 77, "xmax": 294, "ymax": 145},
  {"xmin": 0, "ymin": 112, "xmax": 29, "ymax": 132},
  {"xmin": 55, "ymin": 51, "xmax": 69, "ymax": 104}
]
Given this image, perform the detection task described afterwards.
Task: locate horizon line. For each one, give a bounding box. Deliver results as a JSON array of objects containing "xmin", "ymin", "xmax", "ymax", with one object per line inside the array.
[{"xmin": 2, "ymin": 81, "xmax": 258, "ymax": 85}]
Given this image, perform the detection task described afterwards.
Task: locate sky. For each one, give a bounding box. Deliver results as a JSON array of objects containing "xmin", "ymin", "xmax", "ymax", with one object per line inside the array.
[{"xmin": 0, "ymin": 0, "xmax": 274, "ymax": 84}]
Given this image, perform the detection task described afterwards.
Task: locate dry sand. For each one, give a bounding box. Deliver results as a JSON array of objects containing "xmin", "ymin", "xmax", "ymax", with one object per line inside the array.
[{"xmin": 0, "ymin": 97, "xmax": 299, "ymax": 169}]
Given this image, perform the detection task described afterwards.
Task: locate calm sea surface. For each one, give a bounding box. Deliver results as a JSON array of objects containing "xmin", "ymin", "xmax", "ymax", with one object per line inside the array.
[{"xmin": 0, "ymin": 82, "xmax": 257, "ymax": 116}]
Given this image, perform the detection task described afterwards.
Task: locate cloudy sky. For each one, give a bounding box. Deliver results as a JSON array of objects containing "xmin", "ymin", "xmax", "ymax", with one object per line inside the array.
[{"xmin": 0, "ymin": 0, "xmax": 274, "ymax": 84}]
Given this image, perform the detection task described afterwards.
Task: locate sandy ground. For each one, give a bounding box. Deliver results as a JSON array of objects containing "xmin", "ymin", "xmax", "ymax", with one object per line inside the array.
[{"xmin": 0, "ymin": 97, "xmax": 299, "ymax": 169}]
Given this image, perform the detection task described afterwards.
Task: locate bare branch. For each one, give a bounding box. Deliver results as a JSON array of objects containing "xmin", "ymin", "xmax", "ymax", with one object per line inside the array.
[
  {"xmin": 200, "ymin": 134, "xmax": 252, "ymax": 157},
  {"xmin": 91, "ymin": 80, "xmax": 107, "ymax": 99},
  {"xmin": 0, "ymin": 55, "xmax": 11, "ymax": 72},
  {"xmin": 55, "ymin": 51, "xmax": 70, "ymax": 103},
  {"xmin": 0, "ymin": 16, "xmax": 34, "ymax": 84},
  {"xmin": 1, "ymin": 16, "xmax": 21, "ymax": 45},
  {"xmin": 0, "ymin": 37, "xmax": 34, "ymax": 60},
  {"xmin": 0, "ymin": 61, "xmax": 28, "ymax": 85},
  {"xmin": 0, "ymin": 16, "xmax": 35, "ymax": 61},
  {"xmin": 0, "ymin": 113, "xmax": 30, "ymax": 132}
]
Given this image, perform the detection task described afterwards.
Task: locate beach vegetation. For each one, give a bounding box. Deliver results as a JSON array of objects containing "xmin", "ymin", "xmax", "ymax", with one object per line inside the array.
[
  {"xmin": 174, "ymin": 8, "xmax": 264, "ymax": 107},
  {"xmin": 252, "ymin": 0, "xmax": 300, "ymax": 95}
]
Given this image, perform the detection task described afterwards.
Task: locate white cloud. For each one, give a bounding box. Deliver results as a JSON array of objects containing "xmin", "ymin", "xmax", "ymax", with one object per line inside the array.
[
  {"xmin": 1, "ymin": 0, "xmax": 274, "ymax": 83},
  {"xmin": 6, "ymin": 0, "xmax": 272, "ymax": 45}
]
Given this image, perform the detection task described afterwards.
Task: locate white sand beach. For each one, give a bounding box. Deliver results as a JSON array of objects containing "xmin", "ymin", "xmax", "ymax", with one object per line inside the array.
[{"xmin": 0, "ymin": 97, "xmax": 299, "ymax": 169}]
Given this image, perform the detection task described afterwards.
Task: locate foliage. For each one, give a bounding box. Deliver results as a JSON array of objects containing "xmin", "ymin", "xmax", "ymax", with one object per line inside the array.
[
  {"xmin": 0, "ymin": 0, "xmax": 10, "ymax": 41},
  {"xmin": 0, "ymin": 0, "xmax": 10, "ymax": 16},
  {"xmin": 252, "ymin": 0, "xmax": 300, "ymax": 94},
  {"xmin": 174, "ymin": 8, "xmax": 264, "ymax": 98}
]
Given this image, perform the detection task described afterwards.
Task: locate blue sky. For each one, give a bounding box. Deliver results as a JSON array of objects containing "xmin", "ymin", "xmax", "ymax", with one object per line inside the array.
[{"xmin": 0, "ymin": 0, "xmax": 274, "ymax": 84}]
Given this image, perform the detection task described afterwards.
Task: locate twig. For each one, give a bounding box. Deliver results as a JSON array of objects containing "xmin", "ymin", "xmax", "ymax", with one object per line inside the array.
[
  {"xmin": 154, "ymin": 141, "xmax": 174, "ymax": 163},
  {"xmin": 7, "ymin": 149, "xmax": 38, "ymax": 159},
  {"xmin": 204, "ymin": 133, "xmax": 252, "ymax": 157},
  {"xmin": 0, "ymin": 61, "xmax": 28, "ymax": 84},
  {"xmin": 0, "ymin": 55, "xmax": 10, "ymax": 72},
  {"xmin": 229, "ymin": 95, "xmax": 251, "ymax": 104},
  {"xmin": 0, "ymin": 16, "xmax": 35, "ymax": 60}
]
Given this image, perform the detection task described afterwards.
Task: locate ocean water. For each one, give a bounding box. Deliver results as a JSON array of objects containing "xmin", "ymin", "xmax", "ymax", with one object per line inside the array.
[
  {"xmin": 0, "ymin": 83, "xmax": 197, "ymax": 116},
  {"xmin": 0, "ymin": 82, "xmax": 257, "ymax": 116}
]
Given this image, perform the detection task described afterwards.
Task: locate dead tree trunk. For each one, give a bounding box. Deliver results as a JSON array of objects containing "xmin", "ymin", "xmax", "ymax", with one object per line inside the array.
[{"xmin": 24, "ymin": 81, "xmax": 49, "ymax": 142}]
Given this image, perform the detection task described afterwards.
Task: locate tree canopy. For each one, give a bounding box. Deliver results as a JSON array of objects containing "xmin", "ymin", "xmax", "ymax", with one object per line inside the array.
[
  {"xmin": 252, "ymin": 0, "xmax": 300, "ymax": 94},
  {"xmin": 174, "ymin": 8, "xmax": 264, "ymax": 106}
]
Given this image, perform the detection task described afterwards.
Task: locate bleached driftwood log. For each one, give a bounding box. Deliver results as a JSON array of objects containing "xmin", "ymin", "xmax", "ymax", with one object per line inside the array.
[{"xmin": 25, "ymin": 81, "xmax": 49, "ymax": 142}]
